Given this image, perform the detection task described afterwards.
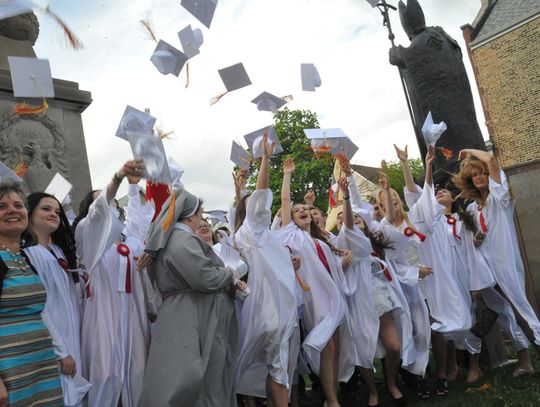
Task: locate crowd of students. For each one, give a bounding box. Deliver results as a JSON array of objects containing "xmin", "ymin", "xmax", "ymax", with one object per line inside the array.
[{"xmin": 0, "ymin": 135, "xmax": 538, "ymax": 407}]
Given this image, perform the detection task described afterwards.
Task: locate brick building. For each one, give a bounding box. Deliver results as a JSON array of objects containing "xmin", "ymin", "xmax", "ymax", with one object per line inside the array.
[{"xmin": 462, "ymin": 0, "xmax": 540, "ymax": 306}]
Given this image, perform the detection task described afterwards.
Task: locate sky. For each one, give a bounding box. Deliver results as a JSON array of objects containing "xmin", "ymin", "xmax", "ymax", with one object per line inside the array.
[{"xmin": 31, "ymin": 0, "xmax": 488, "ymax": 210}]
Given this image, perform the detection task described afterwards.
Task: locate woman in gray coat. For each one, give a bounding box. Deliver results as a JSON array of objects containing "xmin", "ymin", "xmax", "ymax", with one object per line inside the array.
[{"xmin": 138, "ymin": 188, "xmax": 240, "ymax": 407}]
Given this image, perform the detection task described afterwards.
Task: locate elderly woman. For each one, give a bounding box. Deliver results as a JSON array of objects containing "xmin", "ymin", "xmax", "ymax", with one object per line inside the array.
[
  {"xmin": 0, "ymin": 181, "xmax": 63, "ymax": 407},
  {"xmin": 138, "ymin": 188, "xmax": 240, "ymax": 407}
]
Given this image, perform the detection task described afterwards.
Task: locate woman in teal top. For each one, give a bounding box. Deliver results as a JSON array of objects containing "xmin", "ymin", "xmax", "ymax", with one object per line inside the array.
[{"xmin": 0, "ymin": 181, "xmax": 63, "ymax": 407}]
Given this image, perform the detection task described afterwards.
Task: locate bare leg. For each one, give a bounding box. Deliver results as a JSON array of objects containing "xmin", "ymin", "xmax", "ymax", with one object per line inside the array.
[
  {"xmin": 379, "ymin": 313, "xmax": 403, "ymax": 400},
  {"xmin": 358, "ymin": 367, "xmax": 378, "ymax": 406},
  {"xmin": 466, "ymin": 353, "xmax": 481, "ymax": 383},
  {"xmin": 446, "ymin": 341, "xmax": 458, "ymax": 381},
  {"xmin": 320, "ymin": 330, "xmax": 340, "ymax": 407},
  {"xmin": 266, "ymin": 374, "xmax": 289, "ymax": 407},
  {"xmin": 290, "ymin": 384, "xmax": 300, "ymax": 407},
  {"xmin": 431, "ymin": 331, "xmax": 447, "ymax": 380}
]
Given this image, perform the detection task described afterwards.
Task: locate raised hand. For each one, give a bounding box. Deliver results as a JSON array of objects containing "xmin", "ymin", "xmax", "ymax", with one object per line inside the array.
[
  {"xmin": 426, "ymin": 146, "xmax": 436, "ymax": 166},
  {"xmin": 337, "ymin": 176, "xmax": 349, "ymax": 195},
  {"xmin": 262, "ymin": 132, "xmax": 275, "ymax": 158},
  {"xmin": 378, "ymin": 171, "xmax": 389, "ymax": 190},
  {"xmin": 283, "ymin": 157, "xmax": 295, "ymax": 174},
  {"xmin": 394, "ymin": 144, "xmax": 408, "ymax": 162},
  {"xmin": 339, "ymin": 156, "xmax": 353, "ymax": 176},
  {"xmin": 120, "ymin": 159, "xmax": 144, "ymax": 179},
  {"xmin": 458, "ymin": 149, "xmax": 473, "ymax": 161}
]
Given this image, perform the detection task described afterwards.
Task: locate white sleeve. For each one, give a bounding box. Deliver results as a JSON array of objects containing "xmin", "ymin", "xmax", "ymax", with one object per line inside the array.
[
  {"xmin": 488, "ymin": 170, "xmax": 511, "ymax": 206},
  {"xmin": 244, "ymin": 189, "xmax": 273, "ymax": 235},
  {"xmin": 124, "ymin": 184, "xmax": 153, "ymax": 242},
  {"xmin": 392, "ymin": 261, "xmax": 420, "ymax": 287},
  {"xmin": 41, "ymin": 310, "xmax": 69, "ymax": 359}
]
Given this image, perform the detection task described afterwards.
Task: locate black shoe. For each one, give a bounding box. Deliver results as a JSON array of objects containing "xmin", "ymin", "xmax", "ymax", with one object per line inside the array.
[
  {"xmin": 436, "ymin": 378, "xmax": 449, "ymax": 397},
  {"xmin": 391, "ymin": 395, "xmax": 407, "ymax": 406}
]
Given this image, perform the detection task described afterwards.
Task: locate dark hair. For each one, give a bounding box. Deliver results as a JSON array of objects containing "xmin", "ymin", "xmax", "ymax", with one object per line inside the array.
[
  {"xmin": 72, "ymin": 189, "xmax": 99, "ymax": 233},
  {"xmin": 0, "ymin": 181, "xmax": 26, "ymax": 204},
  {"xmin": 24, "ymin": 192, "xmax": 79, "ymax": 282},
  {"xmin": 363, "ymin": 222, "xmax": 393, "ymax": 259},
  {"xmin": 234, "ymin": 194, "xmax": 249, "ymax": 233}
]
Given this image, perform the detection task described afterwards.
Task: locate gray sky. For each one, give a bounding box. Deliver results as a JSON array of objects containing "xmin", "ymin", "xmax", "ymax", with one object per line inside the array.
[{"xmin": 33, "ymin": 0, "xmax": 487, "ymax": 210}]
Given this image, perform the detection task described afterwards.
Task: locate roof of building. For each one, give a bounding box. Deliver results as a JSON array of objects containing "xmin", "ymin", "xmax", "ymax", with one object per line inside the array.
[{"xmin": 471, "ymin": 0, "xmax": 540, "ymax": 46}]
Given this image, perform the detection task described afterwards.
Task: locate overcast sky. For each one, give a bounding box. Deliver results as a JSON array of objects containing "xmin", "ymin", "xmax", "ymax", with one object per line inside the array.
[{"xmin": 33, "ymin": 0, "xmax": 487, "ymax": 210}]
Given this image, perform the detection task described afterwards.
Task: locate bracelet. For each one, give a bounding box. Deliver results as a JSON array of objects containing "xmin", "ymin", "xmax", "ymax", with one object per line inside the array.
[
  {"xmin": 343, "ymin": 196, "xmax": 350, "ymax": 200},
  {"xmin": 112, "ymin": 172, "xmax": 123, "ymax": 185}
]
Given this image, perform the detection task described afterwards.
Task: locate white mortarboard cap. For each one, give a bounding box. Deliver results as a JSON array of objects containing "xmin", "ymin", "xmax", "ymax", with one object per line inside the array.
[
  {"xmin": 365, "ymin": 0, "xmax": 379, "ymax": 7},
  {"xmin": 303, "ymin": 128, "xmax": 347, "ymax": 140},
  {"xmin": 251, "ymin": 91, "xmax": 287, "ymax": 112},
  {"xmin": 218, "ymin": 63, "xmax": 252, "ymax": 92},
  {"xmin": 127, "ymin": 131, "xmax": 172, "ymax": 184},
  {"xmin": 150, "ymin": 40, "xmax": 188, "ymax": 77},
  {"xmin": 331, "ymin": 137, "xmax": 359, "ymax": 160},
  {"xmin": 421, "ymin": 111, "xmax": 447, "ymax": 147},
  {"xmin": 0, "ymin": 0, "xmax": 33, "ymax": 21},
  {"xmin": 243, "ymin": 126, "xmax": 283, "ymax": 159},
  {"xmin": 204, "ymin": 209, "xmax": 227, "ymax": 224},
  {"xmin": 304, "ymin": 128, "xmax": 358, "ymax": 160},
  {"xmin": 116, "ymin": 105, "xmax": 157, "ymax": 141},
  {"xmin": 45, "ymin": 172, "xmax": 72, "ymax": 205},
  {"xmin": 230, "ymin": 141, "xmax": 251, "ymax": 170},
  {"xmin": 181, "ymin": 0, "xmax": 217, "ymax": 29},
  {"xmin": 301, "ymin": 63, "xmax": 322, "ymax": 92},
  {"xmin": 8, "ymin": 56, "xmax": 55, "ymax": 98},
  {"xmin": 178, "ymin": 24, "xmax": 203, "ymax": 59},
  {"xmin": 0, "ymin": 161, "xmax": 22, "ymax": 184},
  {"xmin": 167, "ymin": 156, "xmax": 185, "ymax": 190}
]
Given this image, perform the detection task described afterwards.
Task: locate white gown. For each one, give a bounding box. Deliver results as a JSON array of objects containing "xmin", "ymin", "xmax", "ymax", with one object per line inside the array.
[
  {"xmin": 404, "ymin": 183, "xmax": 472, "ymax": 334},
  {"xmin": 75, "ymin": 187, "xmax": 151, "ymax": 407},
  {"xmin": 469, "ymin": 170, "xmax": 540, "ymax": 346},
  {"xmin": 25, "ymin": 244, "xmax": 91, "ymax": 406},
  {"xmin": 275, "ymin": 223, "xmax": 356, "ymax": 382},
  {"xmin": 233, "ymin": 189, "xmax": 299, "ymax": 397}
]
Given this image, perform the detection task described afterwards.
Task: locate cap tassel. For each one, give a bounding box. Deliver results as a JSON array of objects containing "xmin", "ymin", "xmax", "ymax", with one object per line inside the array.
[
  {"xmin": 156, "ymin": 126, "xmax": 174, "ymax": 140},
  {"xmin": 184, "ymin": 61, "xmax": 190, "ymax": 88},
  {"xmin": 14, "ymin": 159, "xmax": 28, "ymax": 177},
  {"xmin": 139, "ymin": 18, "xmax": 158, "ymax": 43},
  {"xmin": 294, "ymin": 270, "xmax": 311, "ymax": 292},
  {"xmin": 13, "ymin": 99, "xmax": 49, "ymax": 116},
  {"xmin": 161, "ymin": 186, "xmax": 176, "ymax": 230},
  {"xmin": 44, "ymin": 6, "xmax": 84, "ymax": 50},
  {"xmin": 209, "ymin": 91, "xmax": 228, "ymax": 105},
  {"xmin": 437, "ymin": 147, "xmax": 453, "ymax": 161}
]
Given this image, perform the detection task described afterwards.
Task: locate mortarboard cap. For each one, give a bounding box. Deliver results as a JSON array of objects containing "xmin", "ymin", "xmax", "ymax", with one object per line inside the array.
[
  {"xmin": 230, "ymin": 141, "xmax": 251, "ymax": 170},
  {"xmin": 150, "ymin": 40, "xmax": 188, "ymax": 77},
  {"xmin": 127, "ymin": 131, "xmax": 172, "ymax": 184},
  {"xmin": 251, "ymin": 91, "xmax": 287, "ymax": 112},
  {"xmin": 0, "ymin": 161, "xmax": 23, "ymax": 184},
  {"xmin": 204, "ymin": 209, "xmax": 227, "ymax": 224},
  {"xmin": 421, "ymin": 111, "xmax": 447, "ymax": 148},
  {"xmin": 178, "ymin": 24, "xmax": 203, "ymax": 59},
  {"xmin": 218, "ymin": 62, "xmax": 252, "ymax": 92},
  {"xmin": 167, "ymin": 156, "xmax": 185, "ymax": 190},
  {"xmin": 8, "ymin": 56, "xmax": 54, "ymax": 98},
  {"xmin": 243, "ymin": 126, "xmax": 283, "ymax": 159},
  {"xmin": 181, "ymin": 0, "xmax": 217, "ymax": 29},
  {"xmin": 304, "ymin": 128, "xmax": 358, "ymax": 160},
  {"xmin": 45, "ymin": 172, "xmax": 72, "ymax": 205},
  {"xmin": 365, "ymin": 0, "xmax": 379, "ymax": 7},
  {"xmin": 303, "ymin": 128, "xmax": 347, "ymax": 140},
  {"xmin": 116, "ymin": 105, "xmax": 157, "ymax": 141},
  {"xmin": 301, "ymin": 63, "xmax": 322, "ymax": 92},
  {"xmin": 0, "ymin": 0, "xmax": 33, "ymax": 21}
]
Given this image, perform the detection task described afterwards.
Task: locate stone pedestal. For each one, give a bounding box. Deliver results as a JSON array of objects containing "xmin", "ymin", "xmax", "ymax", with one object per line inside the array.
[{"xmin": 0, "ymin": 65, "xmax": 93, "ymax": 208}]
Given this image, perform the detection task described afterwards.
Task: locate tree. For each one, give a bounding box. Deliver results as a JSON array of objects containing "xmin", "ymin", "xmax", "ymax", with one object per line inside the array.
[
  {"xmin": 245, "ymin": 108, "xmax": 334, "ymax": 214},
  {"xmin": 383, "ymin": 158, "xmax": 425, "ymax": 200}
]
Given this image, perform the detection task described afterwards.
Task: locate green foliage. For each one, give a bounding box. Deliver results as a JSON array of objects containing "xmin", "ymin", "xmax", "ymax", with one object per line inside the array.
[
  {"xmin": 383, "ymin": 158, "xmax": 425, "ymax": 199},
  {"xmin": 245, "ymin": 108, "xmax": 334, "ymax": 214}
]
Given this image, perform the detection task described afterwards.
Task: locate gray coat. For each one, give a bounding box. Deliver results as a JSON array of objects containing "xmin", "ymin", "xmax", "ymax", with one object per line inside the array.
[{"xmin": 138, "ymin": 228, "xmax": 237, "ymax": 407}]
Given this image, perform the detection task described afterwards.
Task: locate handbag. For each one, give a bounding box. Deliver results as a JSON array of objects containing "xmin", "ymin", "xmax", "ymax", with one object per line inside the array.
[{"xmin": 471, "ymin": 297, "xmax": 499, "ymax": 339}]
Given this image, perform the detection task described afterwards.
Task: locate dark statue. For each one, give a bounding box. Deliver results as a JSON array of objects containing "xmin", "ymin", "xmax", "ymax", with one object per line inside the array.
[{"xmin": 389, "ymin": 0, "xmax": 486, "ymax": 182}]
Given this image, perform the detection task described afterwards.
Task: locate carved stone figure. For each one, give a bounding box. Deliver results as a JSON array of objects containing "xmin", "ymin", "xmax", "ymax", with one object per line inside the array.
[
  {"xmin": 389, "ymin": 0, "xmax": 486, "ymax": 181},
  {"xmin": 0, "ymin": 12, "xmax": 39, "ymax": 43}
]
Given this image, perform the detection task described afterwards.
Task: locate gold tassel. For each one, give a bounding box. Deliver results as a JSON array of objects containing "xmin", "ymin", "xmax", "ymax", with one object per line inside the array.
[
  {"xmin": 295, "ymin": 271, "xmax": 311, "ymax": 292},
  {"xmin": 209, "ymin": 91, "xmax": 228, "ymax": 105},
  {"xmin": 14, "ymin": 160, "xmax": 28, "ymax": 177},
  {"xmin": 13, "ymin": 100, "xmax": 49, "ymax": 115},
  {"xmin": 156, "ymin": 126, "xmax": 175, "ymax": 140},
  {"xmin": 162, "ymin": 187, "xmax": 176, "ymax": 231},
  {"xmin": 184, "ymin": 61, "xmax": 190, "ymax": 88},
  {"xmin": 437, "ymin": 147, "xmax": 453, "ymax": 161},
  {"xmin": 139, "ymin": 18, "xmax": 158, "ymax": 43},
  {"xmin": 44, "ymin": 6, "xmax": 84, "ymax": 49}
]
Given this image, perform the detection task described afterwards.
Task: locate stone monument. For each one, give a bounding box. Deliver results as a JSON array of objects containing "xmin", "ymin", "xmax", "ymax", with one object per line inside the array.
[
  {"xmin": 0, "ymin": 12, "xmax": 92, "ymax": 208},
  {"xmin": 389, "ymin": 0, "xmax": 486, "ymax": 183}
]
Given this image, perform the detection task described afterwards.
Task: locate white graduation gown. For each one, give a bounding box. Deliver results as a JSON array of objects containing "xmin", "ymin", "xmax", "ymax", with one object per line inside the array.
[
  {"xmin": 275, "ymin": 223, "xmax": 356, "ymax": 382},
  {"xmin": 233, "ymin": 189, "xmax": 299, "ymax": 397},
  {"xmin": 25, "ymin": 244, "xmax": 91, "ymax": 406},
  {"xmin": 469, "ymin": 170, "xmax": 540, "ymax": 345},
  {"xmin": 404, "ymin": 183, "xmax": 472, "ymax": 334},
  {"xmin": 75, "ymin": 188, "xmax": 151, "ymax": 407}
]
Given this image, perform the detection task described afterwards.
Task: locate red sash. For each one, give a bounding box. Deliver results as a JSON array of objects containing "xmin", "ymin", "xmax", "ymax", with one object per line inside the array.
[
  {"xmin": 314, "ymin": 240, "xmax": 331, "ymax": 275},
  {"xmin": 445, "ymin": 215, "xmax": 462, "ymax": 241},
  {"xmin": 117, "ymin": 243, "xmax": 132, "ymax": 294},
  {"xmin": 372, "ymin": 251, "xmax": 392, "ymax": 282}
]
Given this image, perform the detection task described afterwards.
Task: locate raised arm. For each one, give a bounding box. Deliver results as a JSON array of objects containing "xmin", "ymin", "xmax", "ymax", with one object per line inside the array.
[
  {"xmin": 280, "ymin": 158, "xmax": 295, "ymax": 227},
  {"xmin": 233, "ymin": 168, "xmax": 248, "ymax": 205},
  {"xmin": 338, "ymin": 176, "xmax": 354, "ymax": 230},
  {"xmin": 459, "ymin": 148, "xmax": 501, "ymax": 184},
  {"xmin": 256, "ymin": 132, "xmax": 274, "ymax": 190},
  {"xmin": 425, "ymin": 146, "xmax": 435, "ymax": 187},
  {"xmin": 379, "ymin": 169, "xmax": 395, "ymax": 224},
  {"xmin": 394, "ymin": 144, "xmax": 418, "ymax": 193},
  {"xmin": 107, "ymin": 160, "xmax": 142, "ymax": 203}
]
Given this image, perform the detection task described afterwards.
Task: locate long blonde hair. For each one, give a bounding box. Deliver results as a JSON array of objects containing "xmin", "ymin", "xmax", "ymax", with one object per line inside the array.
[{"xmin": 375, "ymin": 187, "xmax": 415, "ymax": 230}]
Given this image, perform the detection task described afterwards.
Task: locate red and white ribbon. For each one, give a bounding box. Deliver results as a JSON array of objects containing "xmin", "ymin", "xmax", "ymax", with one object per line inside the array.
[
  {"xmin": 404, "ymin": 226, "xmax": 426, "ymax": 242},
  {"xmin": 117, "ymin": 243, "xmax": 132, "ymax": 294},
  {"xmin": 446, "ymin": 215, "xmax": 462, "ymax": 241}
]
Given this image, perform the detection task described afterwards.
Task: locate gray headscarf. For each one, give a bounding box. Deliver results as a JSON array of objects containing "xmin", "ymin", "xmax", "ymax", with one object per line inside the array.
[{"xmin": 145, "ymin": 188, "xmax": 200, "ymax": 256}]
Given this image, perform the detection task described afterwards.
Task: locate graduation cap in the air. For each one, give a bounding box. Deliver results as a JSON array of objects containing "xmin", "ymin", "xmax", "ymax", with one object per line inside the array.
[
  {"xmin": 210, "ymin": 62, "xmax": 252, "ymax": 104},
  {"xmin": 127, "ymin": 131, "xmax": 172, "ymax": 185},
  {"xmin": 0, "ymin": 161, "xmax": 23, "ymax": 184},
  {"xmin": 115, "ymin": 105, "xmax": 157, "ymax": 141},
  {"xmin": 45, "ymin": 173, "xmax": 72, "ymax": 205},
  {"xmin": 421, "ymin": 111, "xmax": 453, "ymax": 160},
  {"xmin": 243, "ymin": 126, "xmax": 283, "ymax": 159},
  {"xmin": 180, "ymin": 0, "xmax": 217, "ymax": 29},
  {"xmin": 304, "ymin": 128, "xmax": 359, "ymax": 160},
  {"xmin": 301, "ymin": 63, "xmax": 322, "ymax": 92},
  {"xmin": 150, "ymin": 40, "xmax": 188, "ymax": 77},
  {"xmin": 230, "ymin": 141, "xmax": 252, "ymax": 170},
  {"xmin": 178, "ymin": 24, "xmax": 203, "ymax": 58},
  {"xmin": 251, "ymin": 91, "xmax": 288, "ymax": 112}
]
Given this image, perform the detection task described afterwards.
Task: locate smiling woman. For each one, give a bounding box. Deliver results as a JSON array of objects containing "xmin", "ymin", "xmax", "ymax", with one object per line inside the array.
[{"xmin": 0, "ymin": 182, "xmax": 64, "ymax": 407}]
